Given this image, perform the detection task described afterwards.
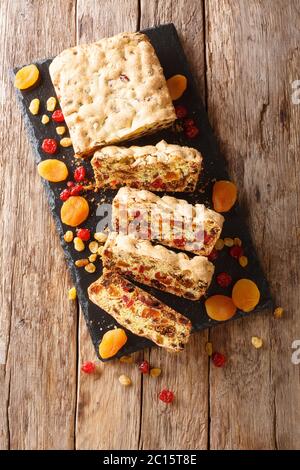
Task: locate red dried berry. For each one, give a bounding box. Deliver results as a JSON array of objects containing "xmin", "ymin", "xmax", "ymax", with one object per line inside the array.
[
  {"xmin": 139, "ymin": 360, "xmax": 150, "ymax": 374},
  {"xmin": 173, "ymin": 237, "xmax": 186, "ymax": 248},
  {"xmin": 74, "ymin": 166, "xmax": 86, "ymax": 182},
  {"xmin": 204, "ymin": 231, "xmax": 214, "ymax": 245},
  {"xmin": 77, "ymin": 228, "xmax": 90, "ymax": 241},
  {"xmin": 52, "ymin": 109, "xmax": 64, "ymax": 123},
  {"xmin": 175, "ymin": 104, "xmax": 188, "ymax": 119},
  {"xmin": 159, "ymin": 389, "xmax": 175, "ymax": 404},
  {"xmin": 42, "ymin": 138, "xmax": 57, "ymax": 154},
  {"xmin": 183, "ymin": 118, "xmax": 195, "ymax": 128},
  {"xmin": 70, "ymin": 184, "xmax": 83, "ymax": 196},
  {"xmin": 229, "ymin": 246, "xmax": 244, "ymax": 259},
  {"xmin": 212, "ymin": 352, "xmax": 226, "ymax": 367},
  {"xmin": 216, "ymin": 272, "xmax": 232, "ymax": 288},
  {"xmin": 60, "ymin": 189, "xmax": 71, "ymax": 201},
  {"xmin": 151, "ymin": 177, "xmax": 166, "ymax": 190},
  {"xmin": 134, "ymin": 210, "xmax": 141, "ymax": 218},
  {"xmin": 122, "ymin": 295, "xmax": 134, "ymax": 308},
  {"xmin": 81, "ymin": 361, "xmax": 96, "ymax": 374},
  {"xmin": 67, "ymin": 181, "xmax": 75, "ymax": 188},
  {"xmin": 185, "ymin": 126, "xmax": 199, "ymax": 139},
  {"xmin": 208, "ymin": 249, "xmax": 218, "ymax": 261}
]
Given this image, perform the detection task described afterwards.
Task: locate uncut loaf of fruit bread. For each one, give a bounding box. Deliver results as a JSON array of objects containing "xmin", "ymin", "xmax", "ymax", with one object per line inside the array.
[
  {"xmin": 91, "ymin": 140, "xmax": 202, "ymax": 192},
  {"xmin": 49, "ymin": 32, "xmax": 176, "ymax": 158},
  {"xmin": 88, "ymin": 271, "xmax": 192, "ymax": 352},
  {"xmin": 112, "ymin": 187, "xmax": 224, "ymax": 256},
  {"xmin": 102, "ymin": 232, "xmax": 214, "ymax": 300}
]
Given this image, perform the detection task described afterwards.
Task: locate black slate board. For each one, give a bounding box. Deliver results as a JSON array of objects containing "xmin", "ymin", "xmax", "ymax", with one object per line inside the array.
[{"xmin": 14, "ymin": 24, "xmax": 273, "ymax": 360}]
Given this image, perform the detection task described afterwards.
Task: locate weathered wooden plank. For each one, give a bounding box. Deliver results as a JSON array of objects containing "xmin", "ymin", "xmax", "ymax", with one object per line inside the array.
[
  {"xmin": 206, "ymin": 0, "xmax": 300, "ymax": 449},
  {"xmin": 75, "ymin": 0, "xmax": 142, "ymax": 450},
  {"xmin": 0, "ymin": 0, "xmax": 77, "ymax": 450},
  {"xmin": 139, "ymin": 0, "xmax": 209, "ymax": 450}
]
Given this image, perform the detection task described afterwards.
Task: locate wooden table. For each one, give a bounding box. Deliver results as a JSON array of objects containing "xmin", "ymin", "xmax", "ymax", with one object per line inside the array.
[{"xmin": 1, "ymin": 0, "xmax": 300, "ymax": 450}]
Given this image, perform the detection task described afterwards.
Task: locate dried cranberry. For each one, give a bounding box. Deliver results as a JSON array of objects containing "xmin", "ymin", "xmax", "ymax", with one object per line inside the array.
[
  {"xmin": 42, "ymin": 138, "xmax": 57, "ymax": 154},
  {"xmin": 77, "ymin": 228, "xmax": 90, "ymax": 241},
  {"xmin": 81, "ymin": 361, "xmax": 96, "ymax": 374},
  {"xmin": 70, "ymin": 184, "xmax": 83, "ymax": 196},
  {"xmin": 216, "ymin": 272, "xmax": 232, "ymax": 288},
  {"xmin": 183, "ymin": 118, "xmax": 195, "ymax": 128},
  {"xmin": 74, "ymin": 166, "xmax": 86, "ymax": 182},
  {"xmin": 120, "ymin": 74, "xmax": 129, "ymax": 82},
  {"xmin": 185, "ymin": 126, "xmax": 199, "ymax": 139},
  {"xmin": 134, "ymin": 211, "xmax": 141, "ymax": 218},
  {"xmin": 67, "ymin": 181, "xmax": 75, "ymax": 188},
  {"xmin": 208, "ymin": 249, "xmax": 218, "ymax": 261},
  {"xmin": 204, "ymin": 231, "xmax": 213, "ymax": 245},
  {"xmin": 138, "ymin": 265, "xmax": 145, "ymax": 273},
  {"xmin": 52, "ymin": 109, "xmax": 64, "ymax": 122},
  {"xmin": 151, "ymin": 177, "xmax": 166, "ymax": 190},
  {"xmin": 173, "ymin": 237, "xmax": 186, "ymax": 247},
  {"xmin": 122, "ymin": 295, "xmax": 134, "ymax": 308},
  {"xmin": 212, "ymin": 352, "xmax": 226, "ymax": 367},
  {"xmin": 159, "ymin": 389, "xmax": 175, "ymax": 404},
  {"xmin": 60, "ymin": 189, "xmax": 70, "ymax": 201},
  {"xmin": 139, "ymin": 360, "xmax": 150, "ymax": 374},
  {"xmin": 175, "ymin": 104, "xmax": 188, "ymax": 119},
  {"xmin": 229, "ymin": 246, "xmax": 244, "ymax": 259}
]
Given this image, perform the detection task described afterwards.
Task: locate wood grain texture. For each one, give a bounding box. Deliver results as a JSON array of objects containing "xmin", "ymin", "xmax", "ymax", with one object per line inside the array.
[
  {"xmin": 206, "ymin": 0, "xmax": 300, "ymax": 449},
  {"xmin": 0, "ymin": 0, "xmax": 77, "ymax": 450},
  {"xmin": 1, "ymin": 0, "xmax": 300, "ymax": 451},
  {"xmin": 75, "ymin": 0, "xmax": 142, "ymax": 450},
  {"xmin": 139, "ymin": 0, "xmax": 208, "ymax": 450}
]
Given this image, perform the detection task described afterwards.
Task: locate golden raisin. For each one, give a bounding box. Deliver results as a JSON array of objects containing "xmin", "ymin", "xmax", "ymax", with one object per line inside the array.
[
  {"xmin": 64, "ymin": 230, "xmax": 74, "ymax": 243},
  {"xmin": 251, "ymin": 336, "xmax": 263, "ymax": 349},
  {"xmin": 224, "ymin": 237, "xmax": 234, "ymax": 247},
  {"xmin": 215, "ymin": 239, "xmax": 224, "ymax": 250},
  {"xmin": 150, "ymin": 368, "xmax": 162, "ymax": 378},
  {"xmin": 239, "ymin": 255, "xmax": 248, "ymax": 267},
  {"xmin": 274, "ymin": 307, "xmax": 284, "ymax": 319},
  {"xmin": 118, "ymin": 375, "xmax": 132, "ymax": 386},
  {"xmin": 68, "ymin": 287, "xmax": 77, "ymax": 300}
]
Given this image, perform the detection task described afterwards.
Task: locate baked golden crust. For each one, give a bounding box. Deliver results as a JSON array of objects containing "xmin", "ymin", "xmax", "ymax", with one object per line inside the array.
[
  {"xmin": 49, "ymin": 32, "xmax": 176, "ymax": 158},
  {"xmin": 91, "ymin": 140, "xmax": 202, "ymax": 191},
  {"xmin": 102, "ymin": 232, "xmax": 214, "ymax": 300},
  {"xmin": 112, "ymin": 187, "xmax": 225, "ymax": 256},
  {"xmin": 88, "ymin": 271, "xmax": 192, "ymax": 352}
]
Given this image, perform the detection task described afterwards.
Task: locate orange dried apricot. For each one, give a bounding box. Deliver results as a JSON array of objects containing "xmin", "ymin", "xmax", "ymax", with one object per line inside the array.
[
  {"xmin": 212, "ymin": 180, "xmax": 237, "ymax": 212},
  {"xmin": 167, "ymin": 74, "xmax": 187, "ymax": 101},
  {"xmin": 205, "ymin": 295, "xmax": 237, "ymax": 321},
  {"xmin": 37, "ymin": 159, "xmax": 68, "ymax": 182},
  {"xmin": 232, "ymin": 279, "xmax": 260, "ymax": 312},
  {"xmin": 61, "ymin": 196, "xmax": 89, "ymax": 227},
  {"xmin": 14, "ymin": 64, "xmax": 40, "ymax": 90},
  {"xmin": 99, "ymin": 328, "xmax": 128, "ymax": 359}
]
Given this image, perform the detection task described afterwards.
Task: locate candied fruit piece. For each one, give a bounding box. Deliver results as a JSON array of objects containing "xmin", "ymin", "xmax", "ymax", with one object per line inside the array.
[
  {"xmin": 139, "ymin": 360, "xmax": 150, "ymax": 374},
  {"xmin": 232, "ymin": 279, "xmax": 260, "ymax": 312},
  {"xmin": 61, "ymin": 196, "xmax": 89, "ymax": 227},
  {"xmin": 159, "ymin": 389, "xmax": 175, "ymax": 404},
  {"xmin": 212, "ymin": 180, "xmax": 237, "ymax": 212},
  {"xmin": 205, "ymin": 295, "xmax": 237, "ymax": 321},
  {"xmin": 167, "ymin": 74, "xmax": 187, "ymax": 100},
  {"xmin": 14, "ymin": 64, "xmax": 40, "ymax": 90},
  {"xmin": 212, "ymin": 352, "xmax": 226, "ymax": 367},
  {"xmin": 99, "ymin": 328, "xmax": 128, "ymax": 359},
  {"xmin": 37, "ymin": 159, "xmax": 68, "ymax": 182}
]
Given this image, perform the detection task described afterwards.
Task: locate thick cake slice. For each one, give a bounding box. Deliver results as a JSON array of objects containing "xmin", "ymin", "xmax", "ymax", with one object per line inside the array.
[
  {"xmin": 102, "ymin": 233, "xmax": 214, "ymax": 300},
  {"xmin": 91, "ymin": 140, "xmax": 202, "ymax": 192},
  {"xmin": 88, "ymin": 271, "xmax": 192, "ymax": 352},
  {"xmin": 112, "ymin": 187, "xmax": 224, "ymax": 256},
  {"xmin": 49, "ymin": 32, "xmax": 176, "ymax": 158}
]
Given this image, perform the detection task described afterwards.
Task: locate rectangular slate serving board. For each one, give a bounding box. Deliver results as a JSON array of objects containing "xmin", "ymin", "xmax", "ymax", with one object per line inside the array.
[{"xmin": 14, "ymin": 23, "xmax": 273, "ymax": 360}]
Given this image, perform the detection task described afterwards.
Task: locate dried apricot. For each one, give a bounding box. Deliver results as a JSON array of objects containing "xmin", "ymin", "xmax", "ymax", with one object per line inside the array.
[
  {"xmin": 212, "ymin": 180, "xmax": 237, "ymax": 212},
  {"xmin": 99, "ymin": 328, "xmax": 128, "ymax": 359},
  {"xmin": 166, "ymin": 74, "xmax": 187, "ymax": 101},
  {"xmin": 37, "ymin": 159, "xmax": 68, "ymax": 182},
  {"xmin": 205, "ymin": 295, "xmax": 237, "ymax": 321},
  {"xmin": 14, "ymin": 64, "xmax": 40, "ymax": 90},
  {"xmin": 61, "ymin": 196, "xmax": 89, "ymax": 227},
  {"xmin": 232, "ymin": 279, "xmax": 260, "ymax": 312}
]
